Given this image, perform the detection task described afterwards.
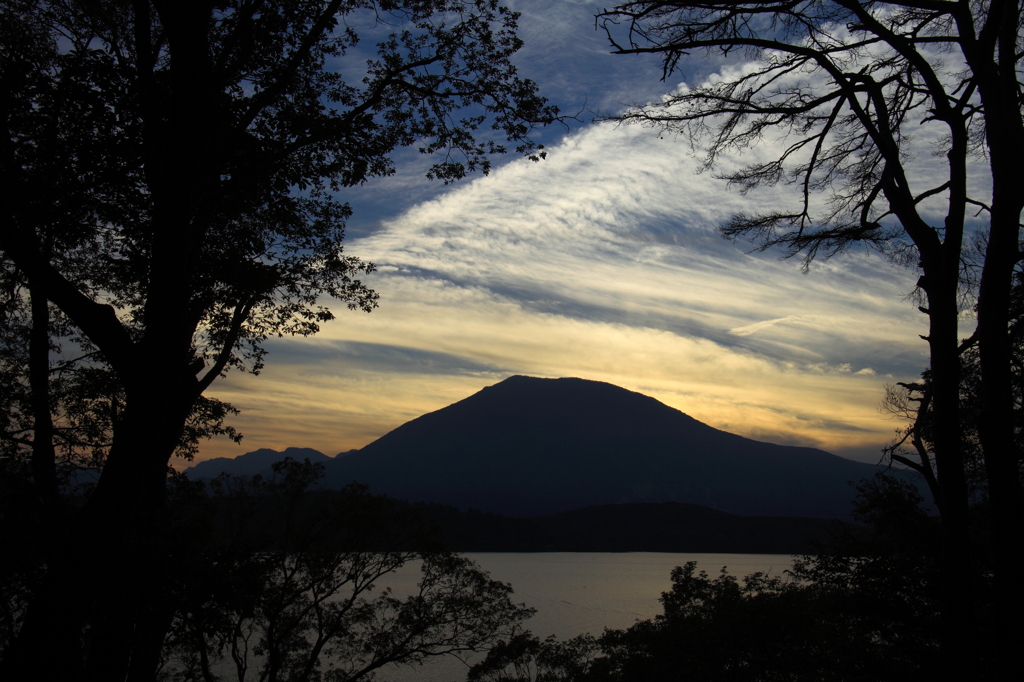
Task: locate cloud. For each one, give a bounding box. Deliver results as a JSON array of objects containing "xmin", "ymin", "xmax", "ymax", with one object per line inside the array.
[
  {"xmin": 729, "ymin": 316, "xmax": 804, "ymax": 337},
  {"xmin": 263, "ymin": 339, "xmax": 508, "ymax": 377},
  {"xmin": 350, "ymin": 117, "xmax": 928, "ymax": 369},
  {"xmin": 507, "ymin": 0, "xmax": 677, "ymax": 113}
]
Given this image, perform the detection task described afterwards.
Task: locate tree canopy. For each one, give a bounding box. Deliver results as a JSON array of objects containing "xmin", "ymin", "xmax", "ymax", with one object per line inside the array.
[
  {"xmin": 466, "ymin": 475, "xmax": 957, "ymax": 682},
  {"xmin": 596, "ymin": 1, "xmax": 1023, "ymax": 677},
  {"xmin": 0, "ymin": 1, "xmax": 556, "ymax": 679},
  {"xmin": 159, "ymin": 460, "xmax": 534, "ymax": 682}
]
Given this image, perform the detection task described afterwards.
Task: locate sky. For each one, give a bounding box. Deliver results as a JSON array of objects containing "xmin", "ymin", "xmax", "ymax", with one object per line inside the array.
[{"xmin": 190, "ymin": 0, "xmax": 950, "ymax": 467}]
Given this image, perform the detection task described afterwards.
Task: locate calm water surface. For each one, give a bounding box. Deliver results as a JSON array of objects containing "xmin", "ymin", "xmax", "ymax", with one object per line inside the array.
[{"xmin": 380, "ymin": 552, "xmax": 793, "ymax": 682}]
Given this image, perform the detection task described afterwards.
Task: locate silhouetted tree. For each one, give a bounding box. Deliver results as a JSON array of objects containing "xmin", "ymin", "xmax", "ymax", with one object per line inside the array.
[
  {"xmin": 467, "ymin": 632, "xmax": 597, "ymax": 682},
  {"xmin": 0, "ymin": 261, "xmax": 239, "ymax": 669},
  {"xmin": 158, "ymin": 460, "xmax": 534, "ymax": 682},
  {"xmin": 469, "ymin": 474, "xmax": 949, "ymax": 682},
  {"xmin": 883, "ymin": 269, "xmax": 1024, "ymax": 507},
  {"xmin": 596, "ymin": 2, "xmax": 1023, "ymax": 675},
  {"xmin": 0, "ymin": 1, "xmax": 555, "ymax": 678}
]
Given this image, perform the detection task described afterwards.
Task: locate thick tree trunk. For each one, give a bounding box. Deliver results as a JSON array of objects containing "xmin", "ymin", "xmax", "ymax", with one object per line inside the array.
[
  {"xmin": 924, "ymin": 266, "xmax": 976, "ymax": 679},
  {"xmin": 976, "ymin": 202, "xmax": 1024, "ymax": 681},
  {"xmin": 971, "ymin": 4, "xmax": 1024, "ymax": 671},
  {"xmin": 2, "ymin": 378, "xmax": 196, "ymax": 682},
  {"xmin": 74, "ymin": 7, "xmax": 214, "ymax": 676},
  {"xmin": 82, "ymin": 377, "xmax": 197, "ymax": 681}
]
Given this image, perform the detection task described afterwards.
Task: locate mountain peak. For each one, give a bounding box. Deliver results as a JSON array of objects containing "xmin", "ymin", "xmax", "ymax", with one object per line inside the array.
[
  {"xmin": 323, "ymin": 376, "xmax": 878, "ymax": 518},
  {"xmin": 187, "ymin": 377, "xmax": 882, "ymax": 519}
]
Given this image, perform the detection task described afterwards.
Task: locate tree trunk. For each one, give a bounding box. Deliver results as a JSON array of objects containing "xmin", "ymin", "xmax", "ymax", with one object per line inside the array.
[
  {"xmin": 976, "ymin": 193, "xmax": 1024, "ymax": 682},
  {"xmin": 28, "ymin": 282, "xmax": 57, "ymax": 508},
  {"xmin": 971, "ymin": 4, "xmax": 1024, "ymax": 671},
  {"xmin": 2, "ymin": 377, "xmax": 196, "ymax": 681},
  {"xmin": 924, "ymin": 265, "xmax": 977, "ymax": 679}
]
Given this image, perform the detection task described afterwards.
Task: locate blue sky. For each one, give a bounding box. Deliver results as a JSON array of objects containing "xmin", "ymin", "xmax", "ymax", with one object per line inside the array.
[{"xmin": 191, "ymin": 0, "xmax": 952, "ymax": 466}]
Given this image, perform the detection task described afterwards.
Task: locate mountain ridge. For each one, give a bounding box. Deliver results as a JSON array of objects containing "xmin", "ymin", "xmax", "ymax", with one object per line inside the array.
[
  {"xmin": 186, "ymin": 376, "xmax": 887, "ymax": 519},
  {"xmin": 185, "ymin": 446, "xmax": 332, "ymax": 479},
  {"xmin": 320, "ymin": 375, "xmax": 880, "ymax": 518}
]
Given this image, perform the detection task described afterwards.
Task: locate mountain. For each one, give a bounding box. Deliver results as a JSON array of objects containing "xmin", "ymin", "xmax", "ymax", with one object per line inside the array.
[
  {"xmin": 321, "ymin": 375, "xmax": 883, "ymax": 519},
  {"xmin": 184, "ymin": 447, "xmax": 331, "ymax": 479}
]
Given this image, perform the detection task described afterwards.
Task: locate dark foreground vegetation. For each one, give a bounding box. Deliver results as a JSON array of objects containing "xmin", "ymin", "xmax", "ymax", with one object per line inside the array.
[
  {"xmin": 468, "ymin": 474, "xmax": 979, "ymax": 682},
  {"xmin": 0, "ymin": 456, "xmax": 981, "ymax": 682},
  {"xmin": 0, "ymin": 1, "xmax": 556, "ymax": 678},
  {"xmin": 3, "ymin": 458, "xmax": 536, "ymax": 682},
  {"xmin": 418, "ymin": 501, "xmax": 843, "ymax": 554}
]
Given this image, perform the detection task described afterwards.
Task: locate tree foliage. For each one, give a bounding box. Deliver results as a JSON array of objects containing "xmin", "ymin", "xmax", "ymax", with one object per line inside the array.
[
  {"xmin": 2, "ymin": 458, "xmax": 538, "ymax": 682},
  {"xmin": 155, "ymin": 460, "xmax": 534, "ymax": 682},
  {"xmin": 0, "ymin": 1, "xmax": 556, "ymax": 679},
  {"xmin": 466, "ymin": 632, "xmax": 597, "ymax": 682},
  {"xmin": 468, "ymin": 475, "xmax": 950, "ymax": 682},
  {"xmin": 596, "ymin": 2, "xmax": 1023, "ymax": 675}
]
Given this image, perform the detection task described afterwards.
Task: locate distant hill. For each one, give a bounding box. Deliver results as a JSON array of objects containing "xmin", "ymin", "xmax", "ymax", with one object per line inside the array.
[
  {"xmin": 417, "ymin": 501, "xmax": 846, "ymax": 554},
  {"xmin": 184, "ymin": 447, "xmax": 331, "ymax": 479},
  {"xmin": 321, "ymin": 375, "xmax": 883, "ymax": 519}
]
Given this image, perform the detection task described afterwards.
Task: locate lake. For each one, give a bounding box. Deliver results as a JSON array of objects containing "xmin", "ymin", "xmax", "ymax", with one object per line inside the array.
[{"xmin": 379, "ymin": 552, "xmax": 794, "ymax": 682}]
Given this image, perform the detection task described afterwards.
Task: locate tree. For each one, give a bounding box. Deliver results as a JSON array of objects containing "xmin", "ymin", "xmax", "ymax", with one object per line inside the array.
[
  {"xmin": 0, "ymin": 1, "xmax": 556, "ymax": 679},
  {"xmin": 596, "ymin": 2, "xmax": 1022, "ymax": 676},
  {"xmin": 882, "ymin": 269, "xmax": 1024, "ymax": 506},
  {"xmin": 585, "ymin": 479, "xmax": 949, "ymax": 682},
  {"xmin": 157, "ymin": 460, "xmax": 534, "ymax": 682},
  {"xmin": 466, "ymin": 632, "xmax": 597, "ymax": 682},
  {"xmin": 468, "ymin": 475, "xmax": 952, "ymax": 682}
]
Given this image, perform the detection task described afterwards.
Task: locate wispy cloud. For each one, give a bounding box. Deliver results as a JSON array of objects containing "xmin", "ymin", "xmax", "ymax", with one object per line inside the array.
[{"xmin": 729, "ymin": 316, "xmax": 804, "ymax": 337}]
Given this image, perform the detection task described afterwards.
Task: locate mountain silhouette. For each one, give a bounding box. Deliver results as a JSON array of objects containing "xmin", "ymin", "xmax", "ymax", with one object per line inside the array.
[
  {"xmin": 186, "ymin": 446, "xmax": 331, "ymax": 479},
  {"xmin": 320, "ymin": 375, "xmax": 882, "ymax": 518}
]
